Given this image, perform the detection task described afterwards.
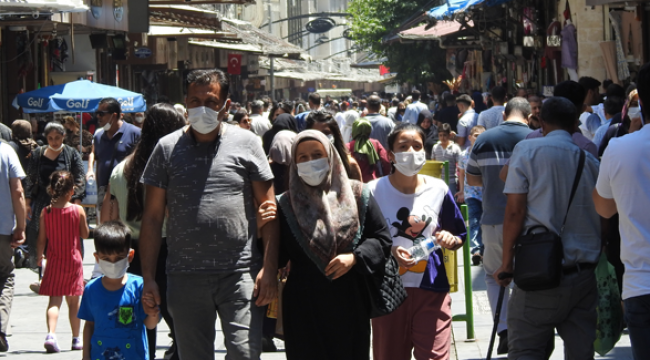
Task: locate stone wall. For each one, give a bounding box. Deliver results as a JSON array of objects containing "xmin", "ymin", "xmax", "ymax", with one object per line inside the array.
[{"xmin": 563, "ymin": 0, "xmax": 608, "ymax": 81}]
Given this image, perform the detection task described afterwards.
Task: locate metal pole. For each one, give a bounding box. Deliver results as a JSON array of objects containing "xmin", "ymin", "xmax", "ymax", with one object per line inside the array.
[
  {"xmin": 270, "ymin": 56, "xmax": 275, "ymax": 101},
  {"xmin": 452, "ymin": 204, "xmax": 475, "ymax": 341}
]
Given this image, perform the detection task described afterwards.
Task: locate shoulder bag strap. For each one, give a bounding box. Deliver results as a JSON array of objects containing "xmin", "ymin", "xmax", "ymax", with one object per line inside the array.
[{"xmin": 560, "ymin": 149, "xmax": 585, "ymax": 234}]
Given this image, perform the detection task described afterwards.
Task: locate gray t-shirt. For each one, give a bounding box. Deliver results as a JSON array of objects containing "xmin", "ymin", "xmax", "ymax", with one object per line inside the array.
[
  {"xmin": 142, "ymin": 124, "xmax": 274, "ymax": 274},
  {"xmin": 0, "ymin": 142, "xmax": 25, "ymax": 235}
]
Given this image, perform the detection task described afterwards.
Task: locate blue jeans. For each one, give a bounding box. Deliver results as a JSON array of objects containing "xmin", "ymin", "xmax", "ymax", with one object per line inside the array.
[
  {"xmin": 625, "ymin": 294, "xmax": 650, "ymax": 360},
  {"xmin": 465, "ymin": 197, "xmax": 483, "ymax": 255}
]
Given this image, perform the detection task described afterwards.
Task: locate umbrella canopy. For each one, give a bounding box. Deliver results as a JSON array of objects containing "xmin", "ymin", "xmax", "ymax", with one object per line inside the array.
[{"xmin": 16, "ymin": 80, "xmax": 146, "ymax": 113}]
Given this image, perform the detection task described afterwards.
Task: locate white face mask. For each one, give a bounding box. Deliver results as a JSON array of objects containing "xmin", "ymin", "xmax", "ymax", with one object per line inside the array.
[
  {"xmin": 392, "ymin": 150, "xmax": 426, "ymax": 176},
  {"xmin": 98, "ymin": 256, "xmax": 130, "ymax": 279},
  {"xmin": 134, "ymin": 115, "xmax": 144, "ymax": 124},
  {"xmin": 628, "ymin": 106, "xmax": 641, "ymax": 120},
  {"xmin": 297, "ymin": 157, "xmax": 330, "ymax": 187},
  {"xmin": 48, "ymin": 144, "xmax": 64, "ymax": 152},
  {"xmin": 103, "ymin": 120, "xmax": 112, "ymax": 132},
  {"xmin": 187, "ymin": 102, "xmax": 227, "ymax": 134}
]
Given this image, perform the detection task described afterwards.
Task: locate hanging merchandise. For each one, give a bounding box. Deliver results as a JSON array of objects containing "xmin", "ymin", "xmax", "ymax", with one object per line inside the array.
[
  {"xmin": 50, "ymin": 38, "xmax": 69, "ymax": 72},
  {"xmin": 545, "ymin": 19, "xmax": 562, "ymax": 85},
  {"xmin": 609, "ymin": 11, "xmax": 631, "ymax": 81},
  {"xmin": 17, "ymin": 31, "xmax": 34, "ymax": 80}
]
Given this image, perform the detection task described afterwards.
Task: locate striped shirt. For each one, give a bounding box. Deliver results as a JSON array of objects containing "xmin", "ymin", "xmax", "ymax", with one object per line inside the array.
[{"xmin": 466, "ymin": 121, "xmax": 532, "ymax": 225}]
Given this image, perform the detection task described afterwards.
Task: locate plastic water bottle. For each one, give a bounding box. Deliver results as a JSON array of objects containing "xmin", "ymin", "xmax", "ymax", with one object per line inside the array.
[{"xmin": 407, "ymin": 237, "xmax": 440, "ymax": 262}]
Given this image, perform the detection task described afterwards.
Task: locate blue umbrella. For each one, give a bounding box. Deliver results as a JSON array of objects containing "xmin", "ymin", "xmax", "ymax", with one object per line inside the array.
[{"xmin": 16, "ymin": 80, "xmax": 146, "ymax": 113}]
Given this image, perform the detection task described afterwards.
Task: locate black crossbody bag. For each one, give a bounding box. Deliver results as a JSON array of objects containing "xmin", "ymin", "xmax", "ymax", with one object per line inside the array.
[{"xmin": 513, "ymin": 149, "xmax": 585, "ymax": 291}]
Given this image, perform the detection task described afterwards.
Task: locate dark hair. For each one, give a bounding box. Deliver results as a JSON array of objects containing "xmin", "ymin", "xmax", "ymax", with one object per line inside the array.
[
  {"xmin": 504, "ymin": 97, "xmax": 531, "ymax": 119},
  {"xmin": 491, "ymin": 86, "xmax": 507, "ymax": 103},
  {"xmin": 94, "ymin": 220, "xmax": 132, "ymax": 256},
  {"xmin": 340, "ymin": 102, "xmax": 349, "ymax": 111},
  {"xmin": 262, "ymin": 97, "xmax": 270, "ymax": 108},
  {"xmin": 554, "ymin": 81, "xmax": 586, "ymax": 114},
  {"xmin": 411, "ymin": 90, "xmax": 421, "ymax": 101},
  {"xmin": 233, "ymin": 109, "xmax": 249, "ymax": 124},
  {"xmin": 185, "ymin": 69, "xmax": 230, "ymax": 100},
  {"xmin": 367, "ymin": 95, "xmax": 381, "ymax": 112},
  {"xmin": 387, "ymin": 122, "xmax": 426, "ymax": 152},
  {"xmin": 439, "ymin": 123, "xmax": 452, "ymax": 134},
  {"xmin": 578, "ymin": 76, "xmax": 601, "ymax": 92},
  {"xmin": 638, "ymin": 62, "xmax": 650, "ymax": 119},
  {"xmin": 540, "ymin": 97, "xmax": 577, "ymax": 130},
  {"xmin": 308, "ymin": 93, "xmax": 321, "ymax": 107},
  {"xmin": 306, "ymin": 110, "xmax": 352, "ymax": 177},
  {"xmin": 456, "ymin": 94, "xmax": 472, "ymax": 106},
  {"xmin": 280, "ymin": 101, "xmax": 294, "ymax": 114},
  {"xmin": 47, "ymin": 170, "xmax": 74, "ymax": 207},
  {"xmin": 391, "ymin": 99, "xmax": 399, "ymax": 107},
  {"xmin": 99, "ymin": 98, "xmax": 122, "ymax": 117},
  {"xmin": 124, "ymin": 103, "xmax": 186, "ymax": 221},
  {"xmin": 268, "ymin": 102, "xmax": 279, "ymax": 122},
  {"xmin": 606, "ymin": 84, "xmax": 625, "ymax": 99},
  {"xmin": 444, "ymin": 93, "xmax": 456, "ymax": 106},
  {"xmin": 603, "ymin": 79, "xmax": 613, "ymax": 89},
  {"xmin": 604, "ymin": 96, "xmax": 624, "ymax": 117}
]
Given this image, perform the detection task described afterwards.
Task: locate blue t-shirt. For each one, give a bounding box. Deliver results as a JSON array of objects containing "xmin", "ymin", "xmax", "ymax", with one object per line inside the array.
[
  {"xmin": 0, "ymin": 143, "xmax": 26, "ymax": 235},
  {"xmin": 93, "ymin": 122, "xmax": 141, "ymax": 187},
  {"xmin": 78, "ymin": 275, "xmax": 149, "ymax": 360}
]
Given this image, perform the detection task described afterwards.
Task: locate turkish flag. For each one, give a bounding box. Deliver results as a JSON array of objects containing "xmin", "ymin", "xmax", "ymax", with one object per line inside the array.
[
  {"xmin": 228, "ymin": 54, "xmax": 242, "ymax": 75},
  {"xmin": 379, "ymin": 65, "xmax": 390, "ymax": 76}
]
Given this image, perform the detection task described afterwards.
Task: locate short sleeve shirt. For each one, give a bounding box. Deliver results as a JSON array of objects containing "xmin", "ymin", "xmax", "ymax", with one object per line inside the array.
[
  {"xmin": 477, "ymin": 105, "xmax": 505, "ymax": 130},
  {"xmin": 466, "ymin": 121, "xmax": 532, "ymax": 225},
  {"xmin": 0, "ymin": 143, "xmax": 25, "ymax": 235},
  {"xmin": 456, "ymin": 110, "xmax": 477, "ymax": 150},
  {"xmin": 77, "ymin": 275, "xmax": 149, "ymax": 360},
  {"xmin": 94, "ymin": 122, "xmax": 141, "ymax": 187},
  {"xmin": 432, "ymin": 142, "xmax": 462, "ymax": 183},
  {"xmin": 141, "ymin": 124, "xmax": 274, "ymax": 273},
  {"xmin": 505, "ymin": 130, "xmax": 601, "ymax": 267}
]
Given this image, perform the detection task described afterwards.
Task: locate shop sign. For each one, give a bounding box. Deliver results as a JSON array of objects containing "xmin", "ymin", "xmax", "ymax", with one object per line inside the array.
[
  {"xmin": 134, "ymin": 47, "xmax": 153, "ymax": 59},
  {"xmin": 114, "ymin": 0, "xmax": 124, "ymax": 22},
  {"xmin": 307, "ymin": 87, "xmax": 315, "ymax": 92},
  {"xmin": 91, "ymin": 0, "xmax": 103, "ymax": 19},
  {"xmin": 306, "ymin": 18, "xmax": 336, "ymax": 34}
]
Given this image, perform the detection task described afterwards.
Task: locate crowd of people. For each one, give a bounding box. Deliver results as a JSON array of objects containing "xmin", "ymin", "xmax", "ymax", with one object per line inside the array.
[{"xmin": 0, "ymin": 63, "xmax": 648, "ymax": 360}]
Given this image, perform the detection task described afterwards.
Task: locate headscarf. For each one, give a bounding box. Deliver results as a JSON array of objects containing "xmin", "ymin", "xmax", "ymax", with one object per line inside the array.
[
  {"xmin": 352, "ymin": 118, "xmax": 379, "ymax": 165},
  {"xmin": 417, "ymin": 110, "xmax": 438, "ymax": 158},
  {"xmin": 472, "ymin": 91, "xmax": 487, "ymax": 114},
  {"xmin": 269, "ymin": 130, "xmax": 296, "ymax": 165},
  {"xmin": 285, "ymin": 130, "xmax": 363, "ymax": 273},
  {"xmin": 263, "ymin": 113, "xmax": 298, "ymax": 154},
  {"xmin": 11, "ymin": 120, "xmax": 38, "ymax": 153}
]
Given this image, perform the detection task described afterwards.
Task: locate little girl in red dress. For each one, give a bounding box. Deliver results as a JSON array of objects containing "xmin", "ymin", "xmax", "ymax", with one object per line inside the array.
[{"xmin": 36, "ymin": 170, "xmax": 89, "ymax": 353}]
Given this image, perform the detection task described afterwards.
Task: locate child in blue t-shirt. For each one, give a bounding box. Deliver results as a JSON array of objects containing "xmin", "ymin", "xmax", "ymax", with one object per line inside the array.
[{"xmin": 78, "ymin": 221, "xmax": 159, "ymax": 360}]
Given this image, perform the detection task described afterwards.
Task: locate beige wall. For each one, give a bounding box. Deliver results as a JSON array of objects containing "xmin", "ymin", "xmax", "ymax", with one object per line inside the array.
[{"xmin": 564, "ymin": 0, "xmax": 607, "ymax": 81}]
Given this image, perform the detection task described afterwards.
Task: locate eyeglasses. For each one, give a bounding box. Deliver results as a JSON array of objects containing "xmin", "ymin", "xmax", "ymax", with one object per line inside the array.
[{"xmin": 95, "ymin": 111, "xmax": 111, "ymax": 117}]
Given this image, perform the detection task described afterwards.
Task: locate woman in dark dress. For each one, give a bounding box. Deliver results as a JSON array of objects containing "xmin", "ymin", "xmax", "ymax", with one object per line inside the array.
[
  {"xmin": 417, "ymin": 110, "xmax": 438, "ymax": 160},
  {"xmin": 277, "ymin": 130, "xmax": 392, "ymax": 360},
  {"xmin": 25, "ymin": 122, "xmax": 85, "ymax": 268}
]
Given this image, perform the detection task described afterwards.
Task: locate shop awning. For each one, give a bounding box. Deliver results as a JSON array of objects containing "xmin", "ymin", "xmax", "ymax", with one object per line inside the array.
[
  {"xmin": 149, "ymin": 26, "xmax": 236, "ymax": 39},
  {"xmin": 585, "ymin": 0, "xmax": 650, "ymax": 4},
  {"xmin": 188, "ymin": 40, "xmax": 263, "ymax": 54},
  {"xmin": 428, "ymin": 0, "xmax": 512, "ymax": 20},
  {"xmin": 0, "ymin": 0, "xmax": 88, "ymax": 14},
  {"xmin": 399, "ymin": 20, "xmax": 472, "ymax": 40}
]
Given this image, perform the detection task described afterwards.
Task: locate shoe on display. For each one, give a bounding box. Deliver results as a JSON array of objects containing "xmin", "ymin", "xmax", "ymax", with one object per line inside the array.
[
  {"xmin": 71, "ymin": 337, "xmax": 83, "ymax": 351},
  {"xmin": 44, "ymin": 334, "xmax": 60, "ymax": 353}
]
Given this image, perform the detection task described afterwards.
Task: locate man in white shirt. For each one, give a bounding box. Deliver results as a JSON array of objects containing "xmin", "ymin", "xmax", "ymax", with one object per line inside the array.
[
  {"xmin": 594, "ymin": 63, "xmax": 650, "ymax": 360},
  {"xmin": 249, "ymin": 100, "xmax": 271, "ymax": 137},
  {"xmin": 402, "ymin": 90, "xmax": 429, "ymax": 124},
  {"xmin": 455, "ymin": 94, "xmax": 477, "ymax": 149}
]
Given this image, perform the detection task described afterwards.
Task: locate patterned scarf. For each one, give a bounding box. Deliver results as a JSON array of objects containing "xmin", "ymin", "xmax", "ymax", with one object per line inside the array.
[{"xmin": 284, "ymin": 130, "xmax": 363, "ymax": 273}]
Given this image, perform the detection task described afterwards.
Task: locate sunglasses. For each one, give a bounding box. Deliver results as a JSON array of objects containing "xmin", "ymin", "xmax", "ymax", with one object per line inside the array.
[{"xmin": 95, "ymin": 111, "xmax": 111, "ymax": 117}]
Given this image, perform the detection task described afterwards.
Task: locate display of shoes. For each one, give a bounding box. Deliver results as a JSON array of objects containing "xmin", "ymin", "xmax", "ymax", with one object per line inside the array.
[
  {"xmin": 71, "ymin": 337, "xmax": 83, "ymax": 351},
  {"xmin": 44, "ymin": 334, "xmax": 60, "ymax": 353}
]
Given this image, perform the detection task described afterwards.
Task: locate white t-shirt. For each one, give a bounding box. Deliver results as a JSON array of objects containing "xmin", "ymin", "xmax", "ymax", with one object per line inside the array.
[
  {"xmin": 596, "ymin": 125, "xmax": 650, "ymax": 300},
  {"xmin": 367, "ymin": 176, "xmax": 456, "ymax": 291}
]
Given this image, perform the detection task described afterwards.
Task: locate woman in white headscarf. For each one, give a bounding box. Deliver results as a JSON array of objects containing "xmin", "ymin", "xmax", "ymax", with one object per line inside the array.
[{"xmin": 277, "ymin": 130, "xmax": 392, "ymax": 360}]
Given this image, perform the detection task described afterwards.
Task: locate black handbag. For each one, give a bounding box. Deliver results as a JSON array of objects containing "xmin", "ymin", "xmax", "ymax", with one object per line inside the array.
[
  {"xmin": 513, "ymin": 149, "xmax": 585, "ymax": 291},
  {"xmin": 365, "ymin": 254, "xmax": 408, "ymax": 318},
  {"xmin": 30, "ymin": 146, "xmax": 44, "ymax": 198}
]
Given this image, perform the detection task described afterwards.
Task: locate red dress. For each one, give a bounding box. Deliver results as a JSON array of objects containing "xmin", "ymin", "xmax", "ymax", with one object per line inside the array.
[{"xmin": 39, "ymin": 205, "xmax": 84, "ymax": 296}]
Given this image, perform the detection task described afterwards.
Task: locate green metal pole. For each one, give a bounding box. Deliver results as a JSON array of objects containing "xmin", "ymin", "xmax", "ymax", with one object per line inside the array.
[
  {"xmin": 444, "ymin": 161, "xmax": 450, "ymax": 185},
  {"xmin": 461, "ymin": 204, "xmax": 475, "ymax": 340}
]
